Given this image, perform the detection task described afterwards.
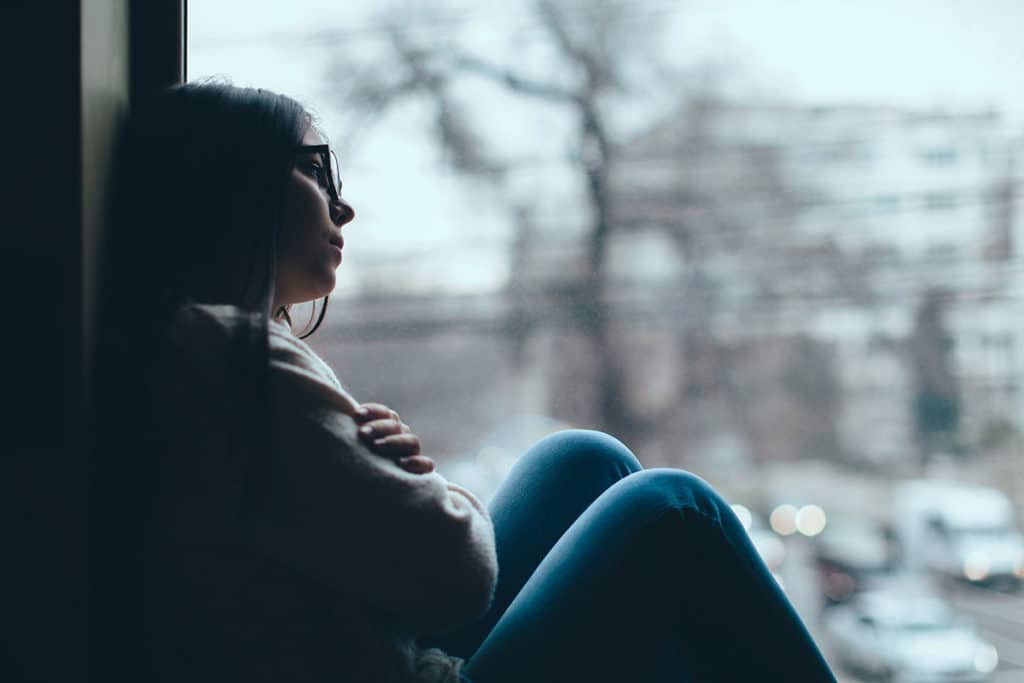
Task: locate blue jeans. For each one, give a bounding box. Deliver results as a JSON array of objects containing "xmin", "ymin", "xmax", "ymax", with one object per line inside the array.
[{"xmin": 419, "ymin": 430, "xmax": 837, "ymax": 682}]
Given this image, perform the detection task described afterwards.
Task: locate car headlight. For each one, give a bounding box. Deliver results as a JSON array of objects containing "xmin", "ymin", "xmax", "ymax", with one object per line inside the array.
[
  {"xmin": 974, "ymin": 643, "xmax": 998, "ymax": 674},
  {"xmin": 963, "ymin": 552, "xmax": 991, "ymax": 581}
]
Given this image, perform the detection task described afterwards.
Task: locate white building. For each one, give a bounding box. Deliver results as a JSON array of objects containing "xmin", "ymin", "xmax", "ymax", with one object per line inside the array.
[{"xmin": 613, "ymin": 99, "xmax": 1023, "ymax": 467}]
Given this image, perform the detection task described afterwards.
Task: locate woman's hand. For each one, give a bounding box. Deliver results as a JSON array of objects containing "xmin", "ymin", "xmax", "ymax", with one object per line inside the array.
[{"xmin": 354, "ymin": 402, "xmax": 435, "ymax": 474}]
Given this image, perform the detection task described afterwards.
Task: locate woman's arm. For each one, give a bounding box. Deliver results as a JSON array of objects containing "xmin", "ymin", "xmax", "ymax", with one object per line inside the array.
[{"xmin": 249, "ymin": 330, "xmax": 498, "ymax": 635}]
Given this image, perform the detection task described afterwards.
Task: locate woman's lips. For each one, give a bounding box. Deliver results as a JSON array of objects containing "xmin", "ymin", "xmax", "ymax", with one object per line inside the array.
[{"xmin": 328, "ymin": 233, "xmax": 344, "ymax": 260}]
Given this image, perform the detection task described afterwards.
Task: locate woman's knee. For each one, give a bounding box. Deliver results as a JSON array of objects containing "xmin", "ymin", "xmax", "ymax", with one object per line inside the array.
[
  {"xmin": 601, "ymin": 467, "xmax": 730, "ymax": 527},
  {"xmin": 523, "ymin": 429, "xmax": 643, "ymax": 481}
]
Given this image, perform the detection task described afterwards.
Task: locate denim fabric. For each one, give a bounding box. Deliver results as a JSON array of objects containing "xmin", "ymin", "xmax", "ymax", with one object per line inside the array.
[{"xmin": 420, "ymin": 430, "xmax": 837, "ymax": 683}]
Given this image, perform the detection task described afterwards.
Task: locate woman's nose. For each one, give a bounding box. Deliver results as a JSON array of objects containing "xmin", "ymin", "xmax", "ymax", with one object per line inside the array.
[{"xmin": 330, "ymin": 198, "xmax": 355, "ymax": 227}]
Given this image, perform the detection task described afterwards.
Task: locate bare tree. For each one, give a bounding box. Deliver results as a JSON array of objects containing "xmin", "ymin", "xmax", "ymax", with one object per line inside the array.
[
  {"xmin": 324, "ymin": 2, "xmax": 852, "ymax": 464},
  {"xmin": 325, "ymin": 0, "xmax": 669, "ymax": 438},
  {"xmin": 907, "ymin": 288, "xmax": 962, "ymax": 462}
]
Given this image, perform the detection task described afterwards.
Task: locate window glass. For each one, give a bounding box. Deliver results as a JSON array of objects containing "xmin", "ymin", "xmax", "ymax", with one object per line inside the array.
[{"xmin": 189, "ymin": 1, "xmax": 1024, "ymax": 676}]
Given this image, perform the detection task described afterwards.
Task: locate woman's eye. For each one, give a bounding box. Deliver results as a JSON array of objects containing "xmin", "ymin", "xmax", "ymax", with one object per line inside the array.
[{"xmin": 300, "ymin": 163, "xmax": 325, "ymax": 183}]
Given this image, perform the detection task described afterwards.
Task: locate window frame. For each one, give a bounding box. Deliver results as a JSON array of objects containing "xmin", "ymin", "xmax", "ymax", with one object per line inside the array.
[{"xmin": 131, "ymin": 0, "xmax": 187, "ymax": 104}]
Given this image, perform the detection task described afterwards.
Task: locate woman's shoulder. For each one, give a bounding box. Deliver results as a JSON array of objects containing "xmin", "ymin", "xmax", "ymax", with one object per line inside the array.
[
  {"xmin": 164, "ymin": 301, "xmax": 299, "ymax": 369},
  {"xmin": 169, "ymin": 300, "xmax": 256, "ymax": 340},
  {"xmin": 168, "ymin": 301, "xmax": 295, "ymax": 352},
  {"xmin": 166, "ymin": 301, "xmax": 351, "ymax": 400}
]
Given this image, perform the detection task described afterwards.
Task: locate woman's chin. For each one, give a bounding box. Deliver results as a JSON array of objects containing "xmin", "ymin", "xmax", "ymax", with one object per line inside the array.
[{"xmin": 294, "ymin": 280, "xmax": 335, "ymax": 305}]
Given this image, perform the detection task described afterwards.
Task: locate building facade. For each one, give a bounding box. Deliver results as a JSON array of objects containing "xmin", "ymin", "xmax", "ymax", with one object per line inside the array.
[{"xmin": 612, "ymin": 100, "xmax": 1023, "ymax": 468}]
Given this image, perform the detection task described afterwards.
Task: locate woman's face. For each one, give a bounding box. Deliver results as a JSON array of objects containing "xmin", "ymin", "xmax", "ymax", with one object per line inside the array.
[{"xmin": 274, "ymin": 127, "xmax": 355, "ymax": 309}]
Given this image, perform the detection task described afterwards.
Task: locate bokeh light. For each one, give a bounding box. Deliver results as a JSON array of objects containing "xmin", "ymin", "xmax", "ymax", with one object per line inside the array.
[
  {"xmin": 770, "ymin": 504, "xmax": 798, "ymax": 536},
  {"xmin": 974, "ymin": 643, "xmax": 998, "ymax": 673},
  {"xmin": 731, "ymin": 503, "xmax": 753, "ymax": 532},
  {"xmin": 963, "ymin": 552, "xmax": 991, "ymax": 582},
  {"xmin": 796, "ymin": 504, "xmax": 827, "ymax": 536}
]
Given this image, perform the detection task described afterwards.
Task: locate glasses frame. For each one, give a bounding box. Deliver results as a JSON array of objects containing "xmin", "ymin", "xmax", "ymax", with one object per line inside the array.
[{"xmin": 295, "ymin": 144, "xmax": 341, "ymax": 203}]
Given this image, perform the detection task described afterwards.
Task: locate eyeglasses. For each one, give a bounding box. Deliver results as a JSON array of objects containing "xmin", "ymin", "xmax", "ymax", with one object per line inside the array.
[{"xmin": 296, "ymin": 144, "xmax": 342, "ymax": 202}]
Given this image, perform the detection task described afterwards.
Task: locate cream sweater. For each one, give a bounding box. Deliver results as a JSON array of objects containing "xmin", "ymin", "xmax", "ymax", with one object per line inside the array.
[{"xmin": 142, "ymin": 303, "xmax": 498, "ymax": 682}]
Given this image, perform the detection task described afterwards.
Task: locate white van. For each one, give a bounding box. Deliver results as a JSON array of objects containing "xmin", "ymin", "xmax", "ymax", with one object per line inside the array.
[{"xmin": 891, "ymin": 480, "xmax": 1024, "ymax": 588}]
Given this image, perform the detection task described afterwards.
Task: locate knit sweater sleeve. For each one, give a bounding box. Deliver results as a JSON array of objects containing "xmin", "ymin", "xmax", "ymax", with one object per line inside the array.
[{"xmin": 247, "ymin": 322, "xmax": 499, "ymax": 636}]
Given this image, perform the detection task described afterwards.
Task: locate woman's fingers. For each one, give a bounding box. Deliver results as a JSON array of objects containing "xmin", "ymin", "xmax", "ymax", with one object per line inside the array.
[
  {"xmin": 369, "ymin": 433, "xmax": 423, "ymax": 458},
  {"xmin": 355, "ymin": 402, "xmax": 401, "ymax": 425},
  {"xmin": 397, "ymin": 455, "xmax": 436, "ymax": 475},
  {"xmin": 356, "ymin": 419, "xmax": 411, "ymax": 450},
  {"xmin": 358, "ymin": 418, "xmax": 407, "ymax": 440},
  {"xmin": 353, "ymin": 403, "xmax": 423, "ymax": 464}
]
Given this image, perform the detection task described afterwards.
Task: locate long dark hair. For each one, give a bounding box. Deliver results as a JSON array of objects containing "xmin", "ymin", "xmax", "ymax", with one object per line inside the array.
[
  {"xmin": 90, "ymin": 82, "xmax": 325, "ymax": 674},
  {"xmin": 101, "ymin": 81, "xmax": 313, "ymax": 321}
]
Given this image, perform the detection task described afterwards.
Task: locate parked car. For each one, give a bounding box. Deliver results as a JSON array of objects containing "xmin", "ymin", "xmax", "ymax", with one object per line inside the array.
[
  {"xmin": 822, "ymin": 587, "xmax": 999, "ymax": 682},
  {"xmin": 812, "ymin": 515, "xmax": 899, "ymax": 605}
]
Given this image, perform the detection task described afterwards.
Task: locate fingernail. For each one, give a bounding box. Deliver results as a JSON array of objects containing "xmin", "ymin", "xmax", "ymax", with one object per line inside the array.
[{"xmin": 360, "ymin": 425, "xmax": 372, "ymax": 435}]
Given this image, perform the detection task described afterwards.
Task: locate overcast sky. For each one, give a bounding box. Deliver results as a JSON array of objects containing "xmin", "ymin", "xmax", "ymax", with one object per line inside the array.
[
  {"xmin": 676, "ymin": 0, "xmax": 1024, "ymax": 119},
  {"xmin": 189, "ymin": 0, "xmax": 1024, "ymax": 295},
  {"xmin": 191, "ymin": 0, "xmax": 1024, "ymax": 118}
]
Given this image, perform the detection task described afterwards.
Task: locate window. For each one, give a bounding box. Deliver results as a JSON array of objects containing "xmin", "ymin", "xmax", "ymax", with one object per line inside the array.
[
  {"xmin": 920, "ymin": 147, "xmax": 959, "ymax": 165},
  {"xmin": 819, "ymin": 139, "xmax": 870, "ymax": 164},
  {"xmin": 871, "ymin": 194, "xmax": 902, "ymax": 214},
  {"xmin": 189, "ymin": 3, "xmax": 1024, "ymax": 673},
  {"xmin": 924, "ymin": 191, "xmax": 957, "ymax": 211},
  {"xmin": 863, "ymin": 244, "xmax": 901, "ymax": 267},
  {"xmin": 923, "ymin": 243, "xmax": 959, "ymax": 264},
  {"xmin": 980, "ymin": 333, "xmax": 1014, "ymax": 351}
]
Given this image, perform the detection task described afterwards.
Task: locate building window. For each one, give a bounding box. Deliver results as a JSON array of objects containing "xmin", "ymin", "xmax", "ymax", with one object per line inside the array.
[
  {"xmin": 924, "ymin": 191, "xmax": 958, "ymax": 211},
  {"xmin": 864, "ymin": 244, "xmax": 901, "ymax": 267},
  {"xmin": 920, "ymin": 147, "xmax": 959, "ymax": 165},
  {"xmin": 980, "ymin": 333, "xmax": 1014, "ymax": 351},
  {"xmin": 871, "ymin": 194, "xmax": 902, "ymax": 214},
  {"xmin": 924, "ymin": 243, "xmax": 959, "ymax": 264},
  {"xmin": 820, "ymin": 139, "xmax": 870, "ymax": 164}
]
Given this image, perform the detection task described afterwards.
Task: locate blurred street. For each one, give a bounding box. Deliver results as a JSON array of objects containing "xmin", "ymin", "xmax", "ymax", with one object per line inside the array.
[
  {"xmin": 945, "ymin": 584, "xmax": 1024, "ymax": 680},
  {"xmin": 780, "ymin": 536, "xmax": 1024, "ymax": 682}
]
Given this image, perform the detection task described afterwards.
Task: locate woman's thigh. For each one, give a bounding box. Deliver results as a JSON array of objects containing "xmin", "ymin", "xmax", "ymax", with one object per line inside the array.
[
  {"xmin": 463, "ymin": 469, "xmax": 836, "ymax": 683},
  {"xmin": 420, "ymin": 429, "xmax": 642, "ymax": 657}
]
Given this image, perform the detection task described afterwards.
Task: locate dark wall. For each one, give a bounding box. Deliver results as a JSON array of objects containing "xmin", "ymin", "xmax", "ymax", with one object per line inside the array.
[
  {"xmin": 13, "ymin": 3, "xmax": 88, "ymax": 680},
  {"xmin": 12, "ymin": 2, "xmax": 181, "ymax": 680}
]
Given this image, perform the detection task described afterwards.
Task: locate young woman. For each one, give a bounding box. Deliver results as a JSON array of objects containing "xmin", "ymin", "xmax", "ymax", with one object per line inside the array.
[{"xmin": 91, "ymin": 82, "xmax": 836, "ymax": 682}]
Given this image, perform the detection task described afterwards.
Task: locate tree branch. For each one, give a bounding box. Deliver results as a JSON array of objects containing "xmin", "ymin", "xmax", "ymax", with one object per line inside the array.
[{"xmin": 450, "ymin": 52, "xmax": 578, "ymax": 104}]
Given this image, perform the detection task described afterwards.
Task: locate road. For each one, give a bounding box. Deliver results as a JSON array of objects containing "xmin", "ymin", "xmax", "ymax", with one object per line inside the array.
[
  {"xmin": 945, "ymin": 582, "xmax": 1024, "ymax": 681},
  {"xmin": 778, "ymin": 536, "xmax": 1024, "ymax": 683}
]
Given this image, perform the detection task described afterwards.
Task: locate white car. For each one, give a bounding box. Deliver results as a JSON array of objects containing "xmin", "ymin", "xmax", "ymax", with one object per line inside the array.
[
  {"xmin": 892, "ymin": 480, "xmax": 1024, "ymax": 589},
  {"xmin": 822, "ymin": 589, "xmax": 999, "ymax": 682}
]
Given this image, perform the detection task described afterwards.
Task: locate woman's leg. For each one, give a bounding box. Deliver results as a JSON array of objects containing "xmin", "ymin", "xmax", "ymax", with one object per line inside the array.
[
  {"xmin": 420, "ymin": 429, "xmax": 643, "ymax": 657},
  {"xmin": 462, "ymin": 469, "xmax": 837, "ymax": 683}
]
